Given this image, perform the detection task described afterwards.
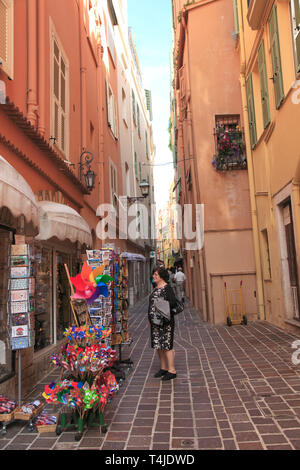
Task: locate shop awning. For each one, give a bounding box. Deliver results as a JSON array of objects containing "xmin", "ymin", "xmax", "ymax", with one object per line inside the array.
[
  {"xmin": 121, "ymin": 252, "xmax": 146, "ymax": 262},
  {"xmin": 36, "ymin": 201, "xmax": 92, "ymax": 246},
  {"xmin": 0, "ymin": 155, "xmax": 40, "ymax": 234}
]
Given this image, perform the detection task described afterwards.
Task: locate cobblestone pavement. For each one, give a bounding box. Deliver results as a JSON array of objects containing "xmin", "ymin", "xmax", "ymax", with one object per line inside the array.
[{"xmin": 2, "ymin": 297, "xmax": 300, "ymax": 450}]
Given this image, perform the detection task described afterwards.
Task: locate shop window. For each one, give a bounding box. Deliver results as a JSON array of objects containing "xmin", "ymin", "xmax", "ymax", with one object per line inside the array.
[
  {"xmin": 56, "ymin": 252, "xmax": 72, "ymax": 340},
  {"xmin": 34, "ymin": 245, "xmax": 53, "ymax": 352},
  {"xmin": 0, "ymin": 228, "xmax": 14, "ymax": 382},
  {"xmin": 50, "ymin": 21, "xmax": 69, "ymax": 157}
]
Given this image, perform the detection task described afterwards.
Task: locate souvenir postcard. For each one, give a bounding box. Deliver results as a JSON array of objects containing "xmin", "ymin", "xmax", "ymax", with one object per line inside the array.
[
  {"xmin": 10, "ymin": 313, "xmax": 29, "ymax": 326},
  {"xmin": 11, "ymin": 325, "xmax": 29, "ymax": 338},
  {"xmin": 10, "ymin": 255, "xmax": 29, "ymax": 267},
  {"xmin": 10, "ymin": 266, "xmax": 28, "ymax": 279},
  {"xmin": 10, "ymin": 301, "xmax": 28, "ymax": 314},
  {"xmin": 11, "ymin": 244, "xmax": 28, "ymax": 256},
  {"xmin": 10, "ymin": 290, "xmax": 28, "ymax": 302},
  {"xmin": 10, "ymin": 278, "xmax": 29, "ymax": 290}
]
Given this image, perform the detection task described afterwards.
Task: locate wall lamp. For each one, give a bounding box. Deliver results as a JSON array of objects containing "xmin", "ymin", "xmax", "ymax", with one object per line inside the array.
[
  {"xmin": 127, "ymin": 179, "xmax": 150, "ymax": 204},
  {"xmin": 79, "ymin": 149, "xmax": 96, "ymax": 192}
]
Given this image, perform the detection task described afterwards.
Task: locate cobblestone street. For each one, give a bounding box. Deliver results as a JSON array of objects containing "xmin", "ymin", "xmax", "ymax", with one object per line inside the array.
[{"xmin": 2, "ymin": 297, "xmax": 300, "ymax": 451}]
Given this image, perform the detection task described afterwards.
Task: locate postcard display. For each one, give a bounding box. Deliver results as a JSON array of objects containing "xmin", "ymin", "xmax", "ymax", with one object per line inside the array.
[
  {"xmin": 0, "ymin": 244, "xmax": 45, "ymax": 436},
  {"xmin": 8, "ymin": 244, "xmax": 35, "ymax": 351},
  {"xmin": 87, "ymin": 249, "xmax": 133, "ymax": 373}
]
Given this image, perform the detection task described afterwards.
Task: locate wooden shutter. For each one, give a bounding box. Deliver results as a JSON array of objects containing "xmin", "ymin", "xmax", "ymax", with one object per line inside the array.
[
  {"xmin": 233, "ymin": 0, "xmax": 239, "ymax": 35},
  {"xmin": 106, "ymin": 80, "xmax": 112, "ymax": 128},
  {"xmin": 132, "ymin": 90, "xmax": 136, "ymax": 124},
  {"xmin": 268, "ymin": 5, "xmax": 284, "ymax": 109},
  {"xmin": 258, "ymin": 40, "xmax": 271, "ymax": 129},
  {"xmin": 0, "ymin": 0, "xmax": 13, "ymax": 79},
  {"xmin": 246, "ymin": 73, "xmax": 257, "ymax": 149},
  {"xmin": 292, "ymin": 0, "xmax": 300, "ymax": 72}
]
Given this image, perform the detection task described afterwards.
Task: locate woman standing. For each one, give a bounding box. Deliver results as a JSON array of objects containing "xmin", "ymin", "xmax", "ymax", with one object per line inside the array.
[{"xmin": 148, "ymin": 266, "xmax": 177, "ymax": 381}]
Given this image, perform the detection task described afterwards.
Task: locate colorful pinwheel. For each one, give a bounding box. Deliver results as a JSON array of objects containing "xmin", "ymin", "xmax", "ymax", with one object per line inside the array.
[{"xmin": 70, "ymin": 262, "xmax": 113, "ymax": 303}]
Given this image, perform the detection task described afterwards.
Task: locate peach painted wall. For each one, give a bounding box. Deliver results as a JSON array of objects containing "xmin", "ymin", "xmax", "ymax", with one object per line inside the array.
[{"xmin": 172, "ymin": 0, "xmax": 257, "ymax": 324}]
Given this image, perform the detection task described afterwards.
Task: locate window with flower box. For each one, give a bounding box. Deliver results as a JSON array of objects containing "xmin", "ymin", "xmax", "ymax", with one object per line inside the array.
[{"xmin": 212, "ymin": 115, "xmax": 247, "ymax": 171}]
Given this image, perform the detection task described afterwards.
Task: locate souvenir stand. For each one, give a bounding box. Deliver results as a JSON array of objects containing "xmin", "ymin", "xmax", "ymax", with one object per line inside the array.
[
  {"xmin": 1, "ymin": 242, "xmax": 44, "ymax": 436},
  {"xmin": 41, "ymin": 260, "xmax": 118, "ymax": 440},
  {"xmin": 112, "ymin": 253, "xmax": 133, "ymax": 367},
  {"xmin": 85, "ymin": 248, "xmax": 132, "ymax": 383}
]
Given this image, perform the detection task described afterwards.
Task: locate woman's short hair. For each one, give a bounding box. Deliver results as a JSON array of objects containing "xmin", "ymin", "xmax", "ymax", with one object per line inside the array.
[{"xmin": 153, "ymin": 265, "xmax": 169, "ymax": 283}]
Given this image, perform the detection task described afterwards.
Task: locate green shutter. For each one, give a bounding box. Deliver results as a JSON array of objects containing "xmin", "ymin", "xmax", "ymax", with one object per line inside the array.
[
  {"xmin": 268, "ymin": 5, "xmax": 285, "ymax": 109},
  {"xmin": 246, "ymin": 73, "xmax": 257, "ymax": 149},
  {"xmin": 258, "ymin": 40, "xmax": 271, "ymax": 129},
  {"xmin": 233, "ymin": 0, "xmax": 239, "ymax": 35},
  {"xmin": 292, "ymin": 0, "xmax": 300, "ymax": 72},
  {"xmin": 134, "ymin": 152, "xmax": 138, "ymax": 177}
]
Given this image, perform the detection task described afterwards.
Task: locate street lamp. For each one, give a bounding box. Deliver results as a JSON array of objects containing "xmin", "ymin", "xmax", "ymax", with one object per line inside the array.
[{"xmin": 79, "ymin": 149, "xmax": 96, "ymax": 192}]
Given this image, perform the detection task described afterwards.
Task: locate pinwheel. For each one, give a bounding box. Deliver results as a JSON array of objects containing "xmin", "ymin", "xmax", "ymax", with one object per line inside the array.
[{"xmin": 70, "ymin": 262, "xmax": 113, "ymax": 302}]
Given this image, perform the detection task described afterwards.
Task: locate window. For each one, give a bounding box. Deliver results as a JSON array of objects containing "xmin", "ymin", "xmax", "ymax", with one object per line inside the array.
[
  {"xmin": 51, "ymin": 25, "xmax": 69, "ymax": 156},
  {"xmin": 261, "ymin": 229, "xmax": 271, "ymax": 279},
  {"xmin": 213, "ymin": 115, "xmax": 247, "ymax": 170},
  {"xmin": 145, "ymin": 131, "xmax": 149, "ymax": 158},
  {"xmin": 122, "ymin": 88, "xmax": 128, "ymax": 126},
  {"xmin": 257, "ymin": 40, "xmax": 271, "ymax": 129},
  {"xmin": 268, "ymin": 4, "xmax": 285, "ymax": 109},
  {"xmin": 246, "ymin": 73, "xmax": 257, "ymax": 148},
  {"xmin": 291, "ymin": 0, "xmax": 300, "ymax": 73},
  {"xmin": 134, "ymin": 152, "xmax": 138, "ymax": 179},
  {"xmin": 106, "ymin": 80, "xmax": 118, "ymax": 139},
  {"xmin": 110, "ymin": 163, "xmax": 118, "ymax": 210},
  {"xmin": 132, "ymin": 90, "xmax": 136, "ymax": 125},
  {"xmin": 137, "ymin": 103, "xmax": 141, "ymax": 137},
  {"xmin": 0, "ymin": 228, "xmax": 14, "ymax": 382},
  {"xmin": 0, "ymin": 0, "xmax": 13, "ymax": 79}
]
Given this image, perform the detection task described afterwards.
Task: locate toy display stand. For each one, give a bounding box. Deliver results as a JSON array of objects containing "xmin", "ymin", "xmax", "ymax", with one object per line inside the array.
[{"xmin": 55, "ymin": 406, "xmax": 107, "ymax": 441}]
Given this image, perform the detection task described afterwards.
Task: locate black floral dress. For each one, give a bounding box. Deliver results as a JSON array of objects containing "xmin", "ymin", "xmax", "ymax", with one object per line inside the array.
[{"xmin": 148, "ymin": 284, "xmax": 177, "ymax": 351}]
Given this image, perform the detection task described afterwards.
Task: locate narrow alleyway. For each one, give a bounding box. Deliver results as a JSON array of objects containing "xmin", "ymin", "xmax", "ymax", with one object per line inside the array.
[{"xmin": 2, "ymin": 298, "xmax": 300, "ymax": 451}]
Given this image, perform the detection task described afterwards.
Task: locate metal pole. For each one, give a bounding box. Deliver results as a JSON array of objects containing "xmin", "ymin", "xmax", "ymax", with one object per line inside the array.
[{"xmin": 18, "ymin": 351, "xmax": 22, "ymax": 408}]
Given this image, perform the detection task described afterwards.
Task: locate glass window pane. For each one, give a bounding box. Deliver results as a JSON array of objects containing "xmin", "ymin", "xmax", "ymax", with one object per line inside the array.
[
  {"xmin": 56, "ymin": 252, "xmax": 71, "ymax": 339},
  {"xmin": 34, "ymin": 245, "xmax": 53, "ymax": 352},
  {"xmin": 0, "ymin": 228, "xmax": 13, "ymax": 381},
  {"xmin": 54, "ymin": 58, "xmax": 59, "ymax": 100}
]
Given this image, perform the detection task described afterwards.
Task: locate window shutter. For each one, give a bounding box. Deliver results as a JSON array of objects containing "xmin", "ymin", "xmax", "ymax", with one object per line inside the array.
[
  {"xmin": 246, "ymin": 73, "xmax": 257, "ymax": 149},
  {"xmin": 258, "ymin": 40, "xmax": 271, "ymax": 129},
  {"xmin": 268, "ymin": 5, "xmax": 284, "ymax": 109},
  {"xmin": 0, "ymin": 0, "xmax": 13, "ymax": 79},
  {"xmin": 106, "ymin": 80, "xmax": 112, "ymax": 128},
  {"xmin": 233, "ymin": 0, "xmax": 239, "ymax": 35},
  {"xmin": 134, "ymin": 152, "xmax": 138, "ymax": 178},
  {"xmin": 292, "ymin": 0, "xmax": 300, "ymax": 72},
  {"xmin": 132, "ymin": 90, "xmax": 136, "ymax": 124}
]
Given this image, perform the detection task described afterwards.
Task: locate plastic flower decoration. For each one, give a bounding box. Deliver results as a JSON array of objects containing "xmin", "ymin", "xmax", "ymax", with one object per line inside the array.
[{"xmin": 70, "ymin": 262, "xmax": 113, "ymax": 304}]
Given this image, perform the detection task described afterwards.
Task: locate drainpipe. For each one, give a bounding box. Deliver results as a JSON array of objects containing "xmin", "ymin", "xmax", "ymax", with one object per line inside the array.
[
  {"xmin": 37, "ymin": 0, "xmax": 46, "ymax": 136},
  {"xmin": 27, "ymin": 0, "xmax": 38, "ymax": 127},
  {"xmin": 78, "ymin": 0, "xmax": 87, "ymax": 151},
  {"xmin": 237, "ymin": 0, "xmax": 265, "ymax": 321}
]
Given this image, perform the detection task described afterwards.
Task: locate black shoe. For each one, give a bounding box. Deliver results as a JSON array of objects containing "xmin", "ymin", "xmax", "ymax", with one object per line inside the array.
[
  {"xmin": 161, "ymin": 372, "xmax": 177, "ymax": 381},
  {"xmin": 154, "ymin": 369, "xmax": 168, "ymax": 378}
]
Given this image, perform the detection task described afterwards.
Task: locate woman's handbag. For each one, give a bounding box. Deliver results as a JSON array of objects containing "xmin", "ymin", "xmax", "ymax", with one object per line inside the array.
[
  {"xmin": 154, "ymin": 298, "xmax": 171, "ymax": 322},
  {"xmin": 172, "ymin": 298, "xmax": 184, "ymax": 316}
]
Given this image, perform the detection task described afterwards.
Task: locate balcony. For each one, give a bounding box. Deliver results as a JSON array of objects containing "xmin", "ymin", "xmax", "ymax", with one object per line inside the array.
[{"xmin": 212, "ymin": 126, "xmax": 247, "ymax": 171}]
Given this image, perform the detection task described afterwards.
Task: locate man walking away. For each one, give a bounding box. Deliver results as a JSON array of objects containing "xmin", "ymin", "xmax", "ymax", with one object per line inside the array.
[{"xmin": 174, "ymin": 267, "xmax": 186, "ymax": 303}]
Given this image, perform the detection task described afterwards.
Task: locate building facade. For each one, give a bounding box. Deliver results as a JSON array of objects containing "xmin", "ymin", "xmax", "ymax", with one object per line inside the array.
[
  {"xmin": 171, "ymin": 0, "xmax": 257, "ymax": 324},
  {"xmin": 0, "ymin": 0, "xmax": 154, "ymax": 397},
  {"xmin": 236, "ymin": 0, "xmax": 300, "ymax": 333}
]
